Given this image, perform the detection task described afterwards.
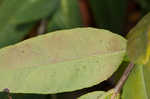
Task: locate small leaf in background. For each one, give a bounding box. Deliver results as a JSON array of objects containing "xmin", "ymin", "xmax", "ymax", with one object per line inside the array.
[
  {"xmin": 127, "ymin": 12, "xmax": 150, "ymax": 64},
  {"xmin": 47, "ymin": 0, "xmax": 83, "ymax": 32},
  {"xmin": 122, "ymin": 63, "xmax": 150, "ymax": 99},
  {"xmin": 0, "ymin": 0, "xmax": 59, "ymax": 48},
  {"xmin": 0, "ymin": 22, "xmax": 35, "ymax": 48},
  {"xmin": 7, "ymin": 0, "xmax": 59, "ymax": 24},
  {"xmin": 0, "ymin": 28, "xmax": 126, "ymax": 94},
  {"xmin": 88, "ymin": 0, "xmax": 127, "ymax": 34},
  {"xmin": 78, "ymin": 91, "xmax": 106, "ymax": 99},
  {"xmin": 78, "ymin": 90, "xmax": 119, "ymax": 99}
]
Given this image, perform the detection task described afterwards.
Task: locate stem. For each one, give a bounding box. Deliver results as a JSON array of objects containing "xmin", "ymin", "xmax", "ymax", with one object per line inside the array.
[
  {"xmin": 111, "ymin": 62, "xmax": 134, "ymax": 99},
  {"xmin": 78, "ymin": 0, "xmax": 94, "ymax": 26},
  {"xmin": 37, "ymin": 19, "xmax": 47, "ymax": 35}
]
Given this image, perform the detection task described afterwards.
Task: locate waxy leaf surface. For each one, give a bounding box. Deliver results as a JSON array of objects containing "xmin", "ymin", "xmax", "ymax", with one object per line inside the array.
[{"xmin": 0, "ymin": 28, "xmax": 126, "ymax": 94}]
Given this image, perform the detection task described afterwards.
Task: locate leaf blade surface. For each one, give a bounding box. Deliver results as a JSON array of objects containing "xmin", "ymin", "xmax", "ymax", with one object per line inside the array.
[{"xmin": 0, "ymin": 28, "xmax": 126, "ymax": 94}]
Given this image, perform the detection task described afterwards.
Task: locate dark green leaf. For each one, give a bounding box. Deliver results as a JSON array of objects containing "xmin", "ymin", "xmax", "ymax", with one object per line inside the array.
[
  {"xmin": 47, "ymin": 0, "xmax": 83, "ymax": 32},
  {"xmin": 0, "ymin": 0, "xmax": 59, "ymax": 24},
  {"xmin": 0, "ymin": 0, "xmax": 59, "ymax": 48},
  {"xmin": 0, "ymin": 23, "xmax": 34, "ymax": 48},
  {"xmin": 89, "ymin": 0, "xmax": 127, "ymax": 33}
]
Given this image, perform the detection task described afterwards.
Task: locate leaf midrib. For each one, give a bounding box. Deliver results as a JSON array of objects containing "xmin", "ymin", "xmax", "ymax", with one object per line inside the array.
[{"xmin": 1, "ymin": 49, "xmax": 125, "ymax": 70}]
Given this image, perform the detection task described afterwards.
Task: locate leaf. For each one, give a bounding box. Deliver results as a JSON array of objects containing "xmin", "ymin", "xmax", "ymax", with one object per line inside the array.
[
  {"xmin": 78, "ymin": 90, "xmax": 119, "ymax": 99},
  {"xmin": 122, "ymin": 63, "xmax": 150, "ymax": 99},
  {"xmin": 0, "ymin": 28, "xmax": 126, "ymax": 94},
  {"xmin": 0, "ymin": 23, "xmax": 35, "ymax": 48},
  {"xmin": 1, "ymin": 0, "xmax": 59, "ymax": 24},
  {"xmin": 78, "ymin": 91, "xmax": 106, "ymax": 99},
  {"xmin": 127, "ymin": 13, "xmax": 150, "ymax": 64},
  {"xmin": 47, "ymin": 0, "xmax": 83, "ymax": 32},
  {"xmin": 88, "ymin": 0, "xmax": 127, "ymax": 33},
  {"xmin": 0, "ymin": 0, "xmax": 59, "ymax": 48}
]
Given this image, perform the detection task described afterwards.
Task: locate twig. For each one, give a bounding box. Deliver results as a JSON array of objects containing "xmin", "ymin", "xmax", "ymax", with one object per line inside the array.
[
  {"xmin": 3, "ymin": 88, "xmax": 12, "ymax": 99},
  {"xmin": 78, "ymin": 0, "xmax": 94, "ymax": 26},
  {"xmin": 37, "ymin": 19, "xmax": 47, "ymax": 35},
  {"xmin": 111, "ymin": 62, "xmax": 134, "ymax": 99}
]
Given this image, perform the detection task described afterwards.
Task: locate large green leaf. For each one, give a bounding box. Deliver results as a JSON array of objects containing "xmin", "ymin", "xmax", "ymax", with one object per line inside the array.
[
  {"xmin": 0, "ymin": 0, "xmax": 59, "ymax": 48},
  {"xmin": 0, "ymin": 28, "xmax": 126, "ymax": 94},
  {"xmin": 47, "ymin": 0, "xmax": 83, "ymax": 32},
  {"xmin": 88, "ymin": 0, "xmax": 127, "ymax": 33},
  {"xmin": 127, "ymin": 13, "xmax": 150, "ymax": 64},
  {"xmin": 78, "ymin": 90, "xmax": 119, "ymax": 99},
  {"xmin": 122, "ymin": 63, "xmax": 150, "ymax": 99}
]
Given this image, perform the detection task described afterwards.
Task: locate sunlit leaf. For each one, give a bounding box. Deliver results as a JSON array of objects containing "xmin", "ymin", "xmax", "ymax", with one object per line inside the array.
[
  {"xmin": 127, "ymin": 13, "xmax": 150, "ymax": 64},
  {"xmin": 78, "ymin": 91, "xmax": 105, "ymax": 99},
  {"xmin": 0, "ymin": 28, "xmax": 126, "ymax": 94},
  {"xmin": 78, "ymin": 90, "xmax": 119, "ymax": 99},
  {"xmin": 122, "ymin": 62, "xmax": 150, "ymax": 99}
]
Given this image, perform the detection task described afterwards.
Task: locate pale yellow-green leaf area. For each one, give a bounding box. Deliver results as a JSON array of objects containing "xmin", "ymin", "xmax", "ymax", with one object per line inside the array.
[
  {"xmin": 122, "ymin": 61, "xmax": 150, "ymax": 99},
  {"xmin": 0, "ymin": 28, "xmax": 126, "ymax": 94},
  {"xmin": 78, "ymin": 91, "xmax": 106, "ymax": 99},
  {"xmin": 127, "ymin": 12, "xmax": 150, "ymax": 64},
  {"xmin": 100, "ymin": 90, "xmax": 120, "ymax": 99},
  {"xmin": 78, "ymin": 90, "xmax": 119, "ymax": 99}
]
